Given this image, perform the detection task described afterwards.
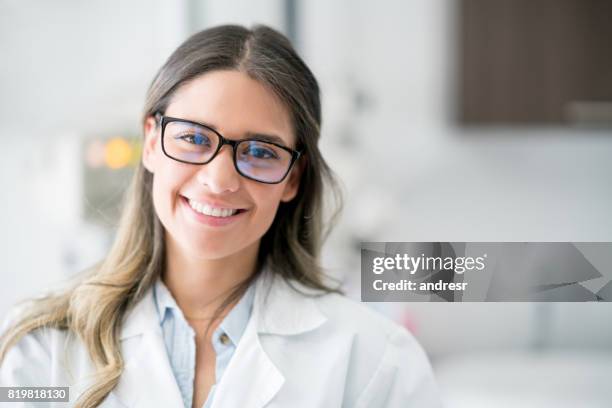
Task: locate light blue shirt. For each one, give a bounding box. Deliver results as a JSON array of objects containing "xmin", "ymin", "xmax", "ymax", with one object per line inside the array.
[{"xmin": 153, "ymin": 276, "xmax": 255, "ymax": 408}]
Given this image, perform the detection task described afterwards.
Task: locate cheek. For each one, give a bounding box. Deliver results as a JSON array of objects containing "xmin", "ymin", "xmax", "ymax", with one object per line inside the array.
[
  {"xmin": 250, "ymin": 186, "xmax": 286, "ymax": 227},
  {"xmin": 150, "ymin": 177, "xmax": 172, "ymax": 229},
  {"xmin": 150, "ymin": 165, "xmax": 189, "ymax": 219}
]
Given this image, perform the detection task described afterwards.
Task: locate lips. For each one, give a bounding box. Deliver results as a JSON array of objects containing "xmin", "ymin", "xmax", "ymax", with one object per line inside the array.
[
  {"xmin": 179, "ymin": 195, "xmax": 248, "ymax": 227},
  {"xmin": 181, "ymin": 195, "xmax": 247, "ymax": 211}
]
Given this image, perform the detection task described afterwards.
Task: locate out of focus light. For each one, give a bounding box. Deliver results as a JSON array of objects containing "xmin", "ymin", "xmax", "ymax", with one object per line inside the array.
[
  {"xmin": 129, "ymin": 139, "xmax": 143, "ymax": 167},
  {"xmin": 104, "ymin": 137, "xmax": 132, "ymax": 169},
  {"xmin": 85, "ymin": 137, "xmax": 142, "ymax": 169},
  {"xmin": 85, "ymin": 139, "xmax": 105, "ymax": 168}
]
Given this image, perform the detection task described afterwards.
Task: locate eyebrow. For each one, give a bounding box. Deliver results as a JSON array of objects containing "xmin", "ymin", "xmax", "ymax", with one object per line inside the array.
[{"xmin": 191, "ymin": 118, "xmax": 288, "ymax": 146}]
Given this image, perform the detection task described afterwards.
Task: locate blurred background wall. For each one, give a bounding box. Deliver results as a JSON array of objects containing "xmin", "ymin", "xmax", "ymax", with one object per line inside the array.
[{"xmin": 1, "ymin": 0, "xmax": 611, "ymax": 406}]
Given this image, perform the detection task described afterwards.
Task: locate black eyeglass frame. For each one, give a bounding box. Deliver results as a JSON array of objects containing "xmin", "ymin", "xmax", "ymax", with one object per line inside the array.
[{"xmin": 155, "ymin": 113, "xmax": 303, "ymax": 184}]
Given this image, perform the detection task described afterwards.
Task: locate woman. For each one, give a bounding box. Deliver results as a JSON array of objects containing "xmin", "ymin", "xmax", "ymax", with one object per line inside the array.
[{"xmin": 0, "ymin": 24, "xmax": 441, "ymax": 407}]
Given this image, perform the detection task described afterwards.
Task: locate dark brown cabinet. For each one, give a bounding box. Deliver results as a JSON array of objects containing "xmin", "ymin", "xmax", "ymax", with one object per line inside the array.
[{"xmin": 459, "ymin": 0, "xmax": 612, "ymax": 124}]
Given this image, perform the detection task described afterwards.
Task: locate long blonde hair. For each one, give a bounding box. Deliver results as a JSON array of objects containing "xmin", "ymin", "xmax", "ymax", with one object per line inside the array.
[{"xmin": 0, "ymin": 24, "xmax": 343, "ymax": 407}]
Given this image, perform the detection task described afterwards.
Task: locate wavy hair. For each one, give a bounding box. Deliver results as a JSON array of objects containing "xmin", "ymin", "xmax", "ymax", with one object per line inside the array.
[{"xmin": 0, "ymin": 24, "xmax": 343, "ymax": 407}]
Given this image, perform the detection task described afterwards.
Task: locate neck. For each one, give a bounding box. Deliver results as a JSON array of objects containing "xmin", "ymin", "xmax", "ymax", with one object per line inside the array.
[{"xmin": 162, "ymin": 233, "xmax": 260, "ymax": 321}]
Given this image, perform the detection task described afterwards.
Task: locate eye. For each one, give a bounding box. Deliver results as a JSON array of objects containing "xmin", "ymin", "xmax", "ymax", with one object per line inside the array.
[
  {"xmin": 244, "ymin": 145, "xmax": 278, "ymax": 159},
  {"xmin": 178, "ymin": 133, "xmax": 211, "ymax": 147}
]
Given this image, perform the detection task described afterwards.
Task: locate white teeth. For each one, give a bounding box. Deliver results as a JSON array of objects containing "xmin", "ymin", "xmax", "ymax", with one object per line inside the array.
[{"xmin": 188, "ymin": 199, "xmax": 238, "ymax": 218}]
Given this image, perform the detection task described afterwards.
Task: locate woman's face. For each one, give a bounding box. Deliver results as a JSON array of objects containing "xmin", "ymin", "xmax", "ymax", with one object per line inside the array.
[{"xmin": 142, "ymin": 70, "xmax": 301, "ymax": 261}]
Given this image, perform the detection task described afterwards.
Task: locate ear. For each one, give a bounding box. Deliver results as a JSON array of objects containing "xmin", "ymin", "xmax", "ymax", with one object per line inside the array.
[
  {"xmin": 142, "ymin": 115, "xmax": 159, "ymax": 173},
  {"xmin": 280, "ymin": 155, "xmax": 305, "ymax": 203}
]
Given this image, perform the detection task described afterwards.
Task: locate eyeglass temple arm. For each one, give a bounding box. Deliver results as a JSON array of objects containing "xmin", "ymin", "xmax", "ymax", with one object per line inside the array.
[{"xmin": 153, "ymin": 111, "xmax": 163, "ymax": 125}]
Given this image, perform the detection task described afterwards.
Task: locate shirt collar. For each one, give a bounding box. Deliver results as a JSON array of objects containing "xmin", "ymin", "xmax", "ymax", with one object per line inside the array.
[
  {"xmin": 152, "ymin": 275, "xmax": 177, "ymax": 325},
  {"xmin": 219, "ymin": 282, "xmax": 255, "ymax": 345},
  {"xmin": 152, "ymin": 275, "xmax": 255, "ymax": 346}
]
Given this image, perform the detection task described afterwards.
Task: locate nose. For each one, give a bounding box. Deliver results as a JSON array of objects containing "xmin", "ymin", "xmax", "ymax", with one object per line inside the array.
[{"xmin": 195, "ymin": 145, "xmax": 241, "ymax": 193}]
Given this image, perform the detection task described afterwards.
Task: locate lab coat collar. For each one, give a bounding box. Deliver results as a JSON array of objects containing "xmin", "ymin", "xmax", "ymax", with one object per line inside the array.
[
  {"xmin": 118, "ymin": 264, "xmax": 328, "ymax": 340},
  {"xmin": 251, "ymin": 265, "xmax": 329, "ymax": 336},
  {"xmin": 112, "ymin": 264, "xmax": 328, "ymax": 407}
]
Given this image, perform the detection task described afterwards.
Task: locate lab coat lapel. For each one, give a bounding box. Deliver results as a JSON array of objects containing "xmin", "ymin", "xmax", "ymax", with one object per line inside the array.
[
  {"xmin": 208, "ymin": 304, "xmax": 284, "ymax": 408},
  {"xmin": 106, "ymin": 286, "xmax": 185, "ymax": 407},
  {"xmin": 210, "ymin": 270, "xmax": 328, "ymax": 408}
]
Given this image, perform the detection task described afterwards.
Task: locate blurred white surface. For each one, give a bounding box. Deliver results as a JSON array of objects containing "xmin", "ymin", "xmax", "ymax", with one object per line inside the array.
[{"xmin": 435, "ymin": 350, "xmax": 612, "ymax": 408}]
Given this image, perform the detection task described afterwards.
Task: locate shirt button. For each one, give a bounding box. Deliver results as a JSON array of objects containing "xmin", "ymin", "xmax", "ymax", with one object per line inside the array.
[{"xmin": 219, "ymin": 332, "xmax": 230, "ymax": 345}]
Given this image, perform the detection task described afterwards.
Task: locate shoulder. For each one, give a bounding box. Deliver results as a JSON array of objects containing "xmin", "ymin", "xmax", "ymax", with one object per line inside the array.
[
  {"xmin": 1, "ymin": 306, "xmax": 52, "ymax": 386},
  {"xmin": 266, "ymin": 275, "xmax": 423, "ymax": 353},
  {"xmin": 311, "ymin": 290, "xmax": 433, "ymax": 374},
  {"xmin": 314, "ymin": 290, "xmax": 407, "ymax": 341},
  {"xmin": 271, "ymin": 273, "xmax": 415, "ymax": 344},
  {"xmin": 276, "ymin": 280, "xmax": 443, "ymax": 407},
  {"xmin": 0, "ymin": 306, "xmax": 91, "ymax": 388},
  {"xmin": 262, "ymin": 273, "xmax": 405, "ymax": 337}
]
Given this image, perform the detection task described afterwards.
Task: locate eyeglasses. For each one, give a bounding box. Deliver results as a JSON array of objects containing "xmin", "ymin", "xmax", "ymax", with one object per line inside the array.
[{"xmin": 155, "ymin": 114, "xmax": 302, "ymax": 184}]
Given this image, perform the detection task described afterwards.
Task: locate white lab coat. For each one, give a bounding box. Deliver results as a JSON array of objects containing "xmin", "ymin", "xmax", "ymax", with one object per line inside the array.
[{"xmin": 1, "ymin": 269, "xmax": 442, "ymax": 407}]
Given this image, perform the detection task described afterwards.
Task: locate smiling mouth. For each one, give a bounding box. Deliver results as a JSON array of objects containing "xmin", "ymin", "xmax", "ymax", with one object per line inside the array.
[{"xmin": 182, "ymin": 196, "xmax": 247, "ymax": 218}]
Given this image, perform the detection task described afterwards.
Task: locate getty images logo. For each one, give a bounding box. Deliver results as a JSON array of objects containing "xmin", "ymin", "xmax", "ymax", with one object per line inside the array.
[{"xmin": 372, "ymin": 253, "xmax": 488, "ymax": 275}]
